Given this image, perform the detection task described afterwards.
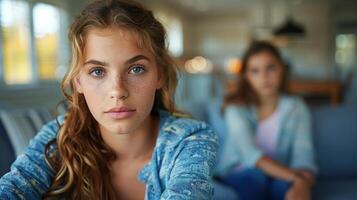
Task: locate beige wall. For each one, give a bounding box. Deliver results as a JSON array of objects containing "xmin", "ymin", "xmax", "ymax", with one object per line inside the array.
[{"xmin": 183, "ymin": 1, "xmax": 335, "ymax": 79}]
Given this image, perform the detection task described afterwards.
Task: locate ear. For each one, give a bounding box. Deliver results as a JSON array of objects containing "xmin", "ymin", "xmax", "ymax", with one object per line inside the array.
[
  {"xmin": 156, "ymin": 66, "xmax": 164, "ymax": 90},
  {"xmin": 74, "ymin": 76, "xmax": 83, "ymax": 93},
  {"xmin": 156, "ymin": 76, "xmax": 164, "ymax": 90}
]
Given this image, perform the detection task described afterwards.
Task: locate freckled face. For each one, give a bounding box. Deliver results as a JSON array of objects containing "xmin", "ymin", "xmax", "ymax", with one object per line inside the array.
[
  {"xmin": 245, "ymin": 52, "xmax": 284, "ymax": 98},
  {"xmin": 75, "ymin": 28, "xmax": 162, "ymax": 135}
]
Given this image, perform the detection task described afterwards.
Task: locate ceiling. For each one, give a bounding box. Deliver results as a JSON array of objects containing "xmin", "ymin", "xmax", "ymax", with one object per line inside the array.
[{"xmin": 148, "ymin": 0, "xmax": 356, "ymax": 17}]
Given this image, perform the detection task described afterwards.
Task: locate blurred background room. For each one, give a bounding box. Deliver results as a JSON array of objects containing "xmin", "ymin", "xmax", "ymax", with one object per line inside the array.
[{"xmin": 0, "ymin": 0, "xmax": 357, "ymax": 199}]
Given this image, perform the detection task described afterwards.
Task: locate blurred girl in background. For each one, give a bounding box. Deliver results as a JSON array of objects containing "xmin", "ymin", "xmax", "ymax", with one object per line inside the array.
[{"xmin": 215, "ymin": 41, "xmax": 317, "ymax": 200}]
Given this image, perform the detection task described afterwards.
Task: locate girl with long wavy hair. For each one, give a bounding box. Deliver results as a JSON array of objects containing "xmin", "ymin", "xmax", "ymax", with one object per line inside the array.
[
  {"xmin": 215, "ymin": 41, "xmax": 317, "ymax": 200},
  {"xmin": 0, "ymin": 0, "xmax": 218, "ymax": 199}
]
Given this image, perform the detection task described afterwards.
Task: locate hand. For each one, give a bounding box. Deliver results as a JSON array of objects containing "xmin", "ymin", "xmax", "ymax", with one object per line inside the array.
[
  {"xmin": 285, "ymin": 177, "xmax": 311, "ymax": 200},
  {"xmin": 294, "ymin": 170, "xmax": 315, "ymax": 186}
]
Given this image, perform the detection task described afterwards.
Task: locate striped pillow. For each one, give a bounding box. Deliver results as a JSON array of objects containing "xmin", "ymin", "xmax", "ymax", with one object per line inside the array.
[{"xmin": 0, "ymin": 108, "xmax": 59, "ymax": 156}]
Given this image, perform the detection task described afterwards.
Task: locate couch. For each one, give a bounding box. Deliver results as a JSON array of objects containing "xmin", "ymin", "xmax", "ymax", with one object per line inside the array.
[{"xmin": 311, "ymin": 104, "xmax": 357, "ymax": 200}]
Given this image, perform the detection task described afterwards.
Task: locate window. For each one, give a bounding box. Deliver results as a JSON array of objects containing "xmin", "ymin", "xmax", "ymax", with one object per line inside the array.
[
  {"xmin": 155, "ymin": 12, "xmax": 183, "ymax": 57},
  {"xmin": 1, "ymin": 0, "xmax": 31, "ymax": 84},
  {"xmin": 33, "ymin": 3, "xmax": 60, "ymax": 80},
  {"xmin": 166, "ymin": 18, "xmax": 183, "ymax": 57},
  {"xmin": 0, "ymin": 0, "xmax": 66, "ymax": 85},
  {"xmin": 335, "ymin": 34, "xmax": 356, "ymax": 70}
]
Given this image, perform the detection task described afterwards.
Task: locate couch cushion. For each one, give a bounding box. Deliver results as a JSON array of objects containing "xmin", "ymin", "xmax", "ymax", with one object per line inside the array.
[
  {"xmin": 0, "ymin": 107, "xmax": 56, "ymax": 156},
  {"xmin": 313, "ymin": 179, "xmax": 357, "ymax": 200},
  {"xmin": 207, "ymin": 98, "xmax": 228, "ymax": 160},
  {"xmin": 0, "ymin": 109, "xmax": 39, "ymax": 156},
  {"xmin": 0, "ymin": 119, "xmax": 16, "ymax": 177},
  {"xmin": 312, "ymin": 104, "xmax": 357, "ymax": 179}
]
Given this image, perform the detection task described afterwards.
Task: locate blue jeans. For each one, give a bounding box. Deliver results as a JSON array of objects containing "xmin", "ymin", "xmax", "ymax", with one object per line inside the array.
[{"xmin": 222, "ymin": 168, "xmax": 291, "ymax": 200}]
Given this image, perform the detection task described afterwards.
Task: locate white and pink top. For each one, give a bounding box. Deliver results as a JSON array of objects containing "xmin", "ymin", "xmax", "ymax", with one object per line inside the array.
[{"xmin": 255, "ymin": 110, "xmax": 280, "ymax": 158}]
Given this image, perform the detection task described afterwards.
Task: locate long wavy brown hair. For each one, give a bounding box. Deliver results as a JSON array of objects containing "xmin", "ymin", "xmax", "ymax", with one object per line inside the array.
[
  {"xmin": 222, "ymin": 41, "xmax": 289, "ymax": 111},
  {"xmin": 44, "ymin": 0, "xmax": 179, "ymax": 199}
]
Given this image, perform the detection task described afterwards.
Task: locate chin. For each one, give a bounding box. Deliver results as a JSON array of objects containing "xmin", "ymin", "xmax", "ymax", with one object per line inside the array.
[
  {"xmin": 115, "ymin": 124, "xmax": 137, "ymax": 134},
  {"xmin": 100, "ymin": 121, "xmax": 135, "ymax": 135},
  {"xmin": 259, "ymin": 90, "xmax": 277, "ymax": 97}
]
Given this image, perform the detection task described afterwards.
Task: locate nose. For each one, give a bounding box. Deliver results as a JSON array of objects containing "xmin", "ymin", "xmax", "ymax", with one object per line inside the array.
[
  {"xmin": 261, "ymin": 69, "xmax": 270, "ymax": 80},
  {"xmin": 109, "ymin": 76, "xmax": 129, "ymax": 101}
]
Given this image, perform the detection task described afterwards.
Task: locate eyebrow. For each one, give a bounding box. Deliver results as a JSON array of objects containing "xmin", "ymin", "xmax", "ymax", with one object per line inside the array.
[
  {"xmin": 83, "ymin": 55, "xmax": 151, "ymax": 67},
  {"xmin": 124, "ymin": 55, "xmax": 151, "ymax": 65},
  {"xmin": 83, "ymin": 60, "xmax": 109, "ymax": 67}
]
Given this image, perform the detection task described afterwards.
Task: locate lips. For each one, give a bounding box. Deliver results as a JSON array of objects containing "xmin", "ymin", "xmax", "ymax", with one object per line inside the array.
[{"xmin": 104, "ymin": 107, "xmax": 136, "ymax": 119}]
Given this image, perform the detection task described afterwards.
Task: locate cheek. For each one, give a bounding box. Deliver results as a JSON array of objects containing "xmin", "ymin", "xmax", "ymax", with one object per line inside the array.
[
  {"xmin": 79, "ymin": 76, "xmax": 107, "ymax": 111},
  {"xmin": 127, "ymin": 72, "xmax": 160, "ymax": 95},
  {"xmin": 125, "ymin": 74, "xmax": 160, "ymax": 111},
  {"xmin": 270, "ymin": 69, "xmax": 283, "ymax": 86},
  {"xmin": 129, "ymin": 78, "xmax": 158, "ymax": 103},
  {"xmin": 246, "ymin": 73, "xmax": 260, "ymax": 88}
]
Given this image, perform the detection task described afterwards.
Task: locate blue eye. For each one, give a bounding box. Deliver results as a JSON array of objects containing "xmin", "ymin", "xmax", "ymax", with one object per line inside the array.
[
  {"xmin": 129, "ymin": 65, "xmax": 145, "ymax": 75},
  {"xmin": 250, "ymin": 68, "xmax": 259, "ymax": 74},
  {"xmin": 90, "ymin": 68, "xmax": 105, "ymax": 77}
]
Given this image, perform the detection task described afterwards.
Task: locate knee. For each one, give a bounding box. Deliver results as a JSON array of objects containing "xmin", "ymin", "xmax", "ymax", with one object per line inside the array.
[
  {"xmin": 243, "ymin": 168, "xmax": 268, "ymax": 188},
  {"xmin": 270, "ymin": 179, "xmax": 291, "ymax": 193},
  {"xmin": 225, "ymin": 168, "xmax": 269, "ymax": 191}
]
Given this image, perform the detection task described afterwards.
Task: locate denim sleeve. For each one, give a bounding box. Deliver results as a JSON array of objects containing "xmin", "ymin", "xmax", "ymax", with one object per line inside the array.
[
  {"xmin": 218, "ymin": 106, "xmax": 263, "ymax": 174},
  {"xmin": 0, "ymin": 119, "xmax": 59, "ymax": 199},
  {"xmin": 160, "ymin": 128, "xmax": 218, "ymax": 200},
  {"xmin": 289, "ymin": 101, "xmax": 318, "ymax": 174}
]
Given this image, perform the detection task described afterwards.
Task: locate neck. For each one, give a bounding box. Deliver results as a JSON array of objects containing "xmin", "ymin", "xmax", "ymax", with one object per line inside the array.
[
  {"xmin": 257, "ymin": 93, "xmax": 279, "ymax": 121},
  {"xmin": 258, "ymin": 93, "xmax": 279, "ymax": 108},
  {"xmin": 100, "ymin": 115, "xmax": 159, "ymax": 161}
]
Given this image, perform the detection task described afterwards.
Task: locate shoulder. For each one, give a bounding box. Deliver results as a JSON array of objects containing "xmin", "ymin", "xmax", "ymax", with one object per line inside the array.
[
  {"xmin": 159, "ymin": 115, "xmax": 218, "ymax": 146},
  {"xmin": 153, "ymin": 116, "xmax": 218, "ymax": 199},
  {"xmin": 41, "ymin": 115, "xmax": 65, "ymax": 135},
  {"xmin": 157, "ymin": 115, "xmax": 218, "ymax": 174},
  {"xmin": 154, "ymin": 113, "xmax": 218, "ymax": 163},
  {"xmin": 224, "ymin": 103, "xmax": 250, "ymax": 116},
  {"xmin": 281, "ymin": 95, "xmax": 308, "ymax": 110},
  {"xmin": 223, "ymin": 104, "xmax": 253, "ymax": 123},
  {"xmin": 139, "ymin": 113, "xmax": 218, "ymax": 189},
  {"xmin": 28, "ymin": 115, "xmax": 65, "ymax": 149},
  {"xmin": 280, "ymin": 95, "xmax": 310, "ymax": 118}
]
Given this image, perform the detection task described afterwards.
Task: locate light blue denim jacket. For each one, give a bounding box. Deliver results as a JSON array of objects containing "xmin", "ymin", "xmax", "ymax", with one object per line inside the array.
[
  {"xmin": 0, "ymin": 110, "xmax": 218, "ymax": 199},
  {"xmin": 215, "ymin": 95, "xmax": 317, "ymax": 177}
]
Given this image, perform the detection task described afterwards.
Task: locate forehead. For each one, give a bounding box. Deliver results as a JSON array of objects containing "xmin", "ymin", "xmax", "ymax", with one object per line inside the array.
[
  {"xmin": 83, "ymin": 27, "xmax": 153, "ymax": 60},
  {"xmin": 248, "ymin": 52, "xmax": 278, "ymax": 65},
  {"xmin": 87, "ymin": 27, "xmax": 136, "ymax": 42}
]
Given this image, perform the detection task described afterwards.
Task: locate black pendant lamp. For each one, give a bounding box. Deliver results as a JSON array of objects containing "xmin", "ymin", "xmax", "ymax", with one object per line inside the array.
[{"xmin": 273, "ymin": 17, "xmax": 306, "ymax": 37}]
